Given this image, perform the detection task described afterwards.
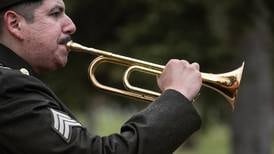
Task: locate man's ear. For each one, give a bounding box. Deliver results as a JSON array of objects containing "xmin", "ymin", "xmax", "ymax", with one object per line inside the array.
[{"xmin": 3, "ymin": 10, "xmax": 24, "ymax": 40}]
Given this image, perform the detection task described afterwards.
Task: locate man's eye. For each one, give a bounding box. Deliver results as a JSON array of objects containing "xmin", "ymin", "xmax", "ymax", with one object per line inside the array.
[{"xmin": 51, "ymin": 11, "xmax": 61, "ymax": 17}]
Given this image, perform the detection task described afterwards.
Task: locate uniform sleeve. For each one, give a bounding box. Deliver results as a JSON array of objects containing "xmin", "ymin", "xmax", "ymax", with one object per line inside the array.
[{"xmin": 0, "ymin": 69, "xmax": 201, "ymax": 154}]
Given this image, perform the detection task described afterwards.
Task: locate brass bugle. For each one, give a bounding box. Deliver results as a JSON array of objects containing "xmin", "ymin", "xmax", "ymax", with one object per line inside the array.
[{"xmin": 66, "ymin": 41, "xmax": 244, "ymax": 110}]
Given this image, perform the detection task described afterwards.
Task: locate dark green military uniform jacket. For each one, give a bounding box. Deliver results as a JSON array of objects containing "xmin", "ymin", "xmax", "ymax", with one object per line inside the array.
[{"xmin": 0, "ymin": 44, "xmax": 201, "ymax": 154}]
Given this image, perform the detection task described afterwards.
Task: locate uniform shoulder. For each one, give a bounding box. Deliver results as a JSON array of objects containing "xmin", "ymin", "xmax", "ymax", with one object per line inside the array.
[
  {"xmin": 0, "ymin": 66, "xmax": 47, "ymax": 94},
  {"xmin": 0, "ymin": 66, "xmax": 61, "ymax": 107},
  {"xmin": 0, "ymin": 66, "xmax": 30, "ymax": 76},
  {"xmin": 0, "ymin": 66, "xmax": 31, "ymax": 82}
]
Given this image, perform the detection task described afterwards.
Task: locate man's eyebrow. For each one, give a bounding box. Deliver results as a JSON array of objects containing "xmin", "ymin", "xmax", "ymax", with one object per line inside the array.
[{"xmin": 49, "ymin": 5, "xmax": 65, "ymax": 12}]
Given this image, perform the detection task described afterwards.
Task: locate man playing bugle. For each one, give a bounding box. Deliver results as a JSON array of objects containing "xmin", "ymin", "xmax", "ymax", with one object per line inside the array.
[{"xmin": 0, "ymin": 0, "xmax": 202, "ymax": 153}]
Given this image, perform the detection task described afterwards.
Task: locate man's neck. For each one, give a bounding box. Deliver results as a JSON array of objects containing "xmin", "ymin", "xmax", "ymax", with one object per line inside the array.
[{"xmin": 0, "ymin": 43, "xmax": 36, "ymax": 75}]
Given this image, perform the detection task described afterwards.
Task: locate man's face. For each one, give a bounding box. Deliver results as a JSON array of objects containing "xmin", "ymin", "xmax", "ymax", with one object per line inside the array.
[{"xmin": 21, "ymin": 0, "xmax": 76, "ymax": 73}]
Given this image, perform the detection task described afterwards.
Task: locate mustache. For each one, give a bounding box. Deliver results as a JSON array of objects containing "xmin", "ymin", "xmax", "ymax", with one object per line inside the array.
[{"xmin": 58, "ymin": 36, "xmax": 72, "ymax": 45}]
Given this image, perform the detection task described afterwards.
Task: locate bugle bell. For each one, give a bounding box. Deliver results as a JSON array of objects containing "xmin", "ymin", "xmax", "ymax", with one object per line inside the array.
[{"xmin": 66, "ymin": 41, "xmax": 244, "ymax": 110}]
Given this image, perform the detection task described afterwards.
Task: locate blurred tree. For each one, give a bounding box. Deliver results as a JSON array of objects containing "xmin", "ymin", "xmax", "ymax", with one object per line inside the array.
[{"xmin": 227, "ymin": 0, "xmax": 273, "ymax": 154}]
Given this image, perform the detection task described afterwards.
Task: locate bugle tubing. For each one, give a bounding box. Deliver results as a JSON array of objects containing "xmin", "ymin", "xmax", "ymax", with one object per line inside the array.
[{"xmin": 66, "ymin": 41, "xmax": 244, "ymax": 110}]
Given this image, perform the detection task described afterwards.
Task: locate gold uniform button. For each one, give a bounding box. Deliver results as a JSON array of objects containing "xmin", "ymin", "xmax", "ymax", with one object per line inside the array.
[{"xmin": 20, "ymin": 68, "xmax": 30, "ymax": 75}]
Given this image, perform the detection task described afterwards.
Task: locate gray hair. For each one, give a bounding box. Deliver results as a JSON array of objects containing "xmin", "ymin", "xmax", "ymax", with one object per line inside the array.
[{"xmin": 0, "ymin": 0, "xmax": 43, "ymax": 35}]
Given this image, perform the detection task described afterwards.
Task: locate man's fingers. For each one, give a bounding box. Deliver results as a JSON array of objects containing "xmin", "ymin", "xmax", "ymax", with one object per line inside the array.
[{"xmin": 191, "ymin": 62, "xmax": 200, "ymax": 70}]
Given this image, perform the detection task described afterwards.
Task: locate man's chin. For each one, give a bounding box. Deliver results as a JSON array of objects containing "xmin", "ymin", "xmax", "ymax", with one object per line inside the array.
[
  {"xmin": 35, "ymin": 60, "xmax": 67, "ymax": 74},
  {"xmin": 55, "ymin": 54, "xmax": 68, "ymax": 67},
  {"xmin": 56, "ymin": 59, "xmax": 68, "ymax": 69}
]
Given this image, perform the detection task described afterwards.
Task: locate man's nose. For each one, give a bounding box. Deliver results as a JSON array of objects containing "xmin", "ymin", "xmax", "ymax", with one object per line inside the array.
[{"xmin": 63, "ymin": 15, "xmax": 76, "ymax": 35}]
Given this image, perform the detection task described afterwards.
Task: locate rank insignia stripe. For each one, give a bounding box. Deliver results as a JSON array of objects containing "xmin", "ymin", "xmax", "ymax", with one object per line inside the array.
[{"xmin": 49, "ymin": 108, "xmax": 82, "ymax": 143}]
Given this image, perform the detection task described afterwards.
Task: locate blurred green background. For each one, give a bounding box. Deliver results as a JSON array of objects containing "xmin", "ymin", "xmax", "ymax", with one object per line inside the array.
[{"xmin": 42, "ymin": 0, "xmax": 274, "ymax": 153}]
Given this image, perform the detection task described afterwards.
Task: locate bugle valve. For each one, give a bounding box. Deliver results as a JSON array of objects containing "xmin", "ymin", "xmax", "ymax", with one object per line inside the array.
[{"xmin": 66, "ymin": 41, "xmax": 244, "ymax": 110}]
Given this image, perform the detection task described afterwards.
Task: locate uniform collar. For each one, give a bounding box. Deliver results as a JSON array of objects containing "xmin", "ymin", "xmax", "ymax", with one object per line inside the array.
[{"xmin": 0, "ymin": 43, "xmax": 35, "ymax": 75}]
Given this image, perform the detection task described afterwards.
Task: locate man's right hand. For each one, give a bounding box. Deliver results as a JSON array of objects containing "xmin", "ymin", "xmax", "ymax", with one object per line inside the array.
[{"xmin": 157, "ymin": 59, "xmax": 202, "ymax": 102}]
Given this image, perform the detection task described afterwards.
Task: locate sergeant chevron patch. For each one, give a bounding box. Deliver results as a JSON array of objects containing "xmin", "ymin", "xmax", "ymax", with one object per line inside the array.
[{"xmin": 49, "ymin": 108, "xmax": 82, "ymax": 143}]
